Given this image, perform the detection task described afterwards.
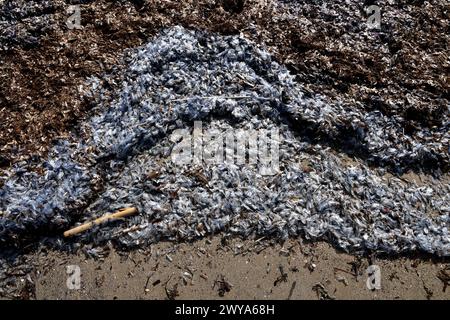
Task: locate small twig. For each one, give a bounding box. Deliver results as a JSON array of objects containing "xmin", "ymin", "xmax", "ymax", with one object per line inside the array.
[
  {"xmin": 274, "ymin": 265, "xmax": 288, "ymax": 286},
  {"xmin": 287, "ymin": 281, "xmax": 297, "ymax": 300},
  {"xmin": 334, "ymin": 267, "xmax": 357, "ymax": 278}
]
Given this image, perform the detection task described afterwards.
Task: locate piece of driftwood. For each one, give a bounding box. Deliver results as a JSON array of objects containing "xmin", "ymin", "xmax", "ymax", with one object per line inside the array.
[{"xmin": 63, "ymin": 207, "xmax": 138, "ymax": 237}]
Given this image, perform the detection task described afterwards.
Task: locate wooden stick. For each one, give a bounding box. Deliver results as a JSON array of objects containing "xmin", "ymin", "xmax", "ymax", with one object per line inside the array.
[
  {"xmin": 64, "ymin": 207, "xmax": 138, "ymax": 237},
  {"xmin": 170, "ymin": 95, "xmax": 251, "ymax": 102}
]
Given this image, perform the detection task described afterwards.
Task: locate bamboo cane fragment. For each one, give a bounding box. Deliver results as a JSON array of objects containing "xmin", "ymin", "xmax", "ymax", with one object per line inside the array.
[{"xmin": 63, "ymin": 207, "xmax": 138, "ymax": 237}]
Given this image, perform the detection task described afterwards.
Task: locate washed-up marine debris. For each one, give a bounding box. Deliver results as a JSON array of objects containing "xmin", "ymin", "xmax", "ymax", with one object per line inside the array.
[
  {"xmin": 0, "ymin": 27, "xmax": 448, "ymax": 256},
  {"xmin": 1, "ymin": 0, "xmax": 449, "ymax": 168}
]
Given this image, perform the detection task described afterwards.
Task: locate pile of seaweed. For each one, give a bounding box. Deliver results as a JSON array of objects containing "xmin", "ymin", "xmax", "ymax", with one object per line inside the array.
[{"xmin": 1, "ymin": 0, "xmax": 448, "ymax": 170}]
